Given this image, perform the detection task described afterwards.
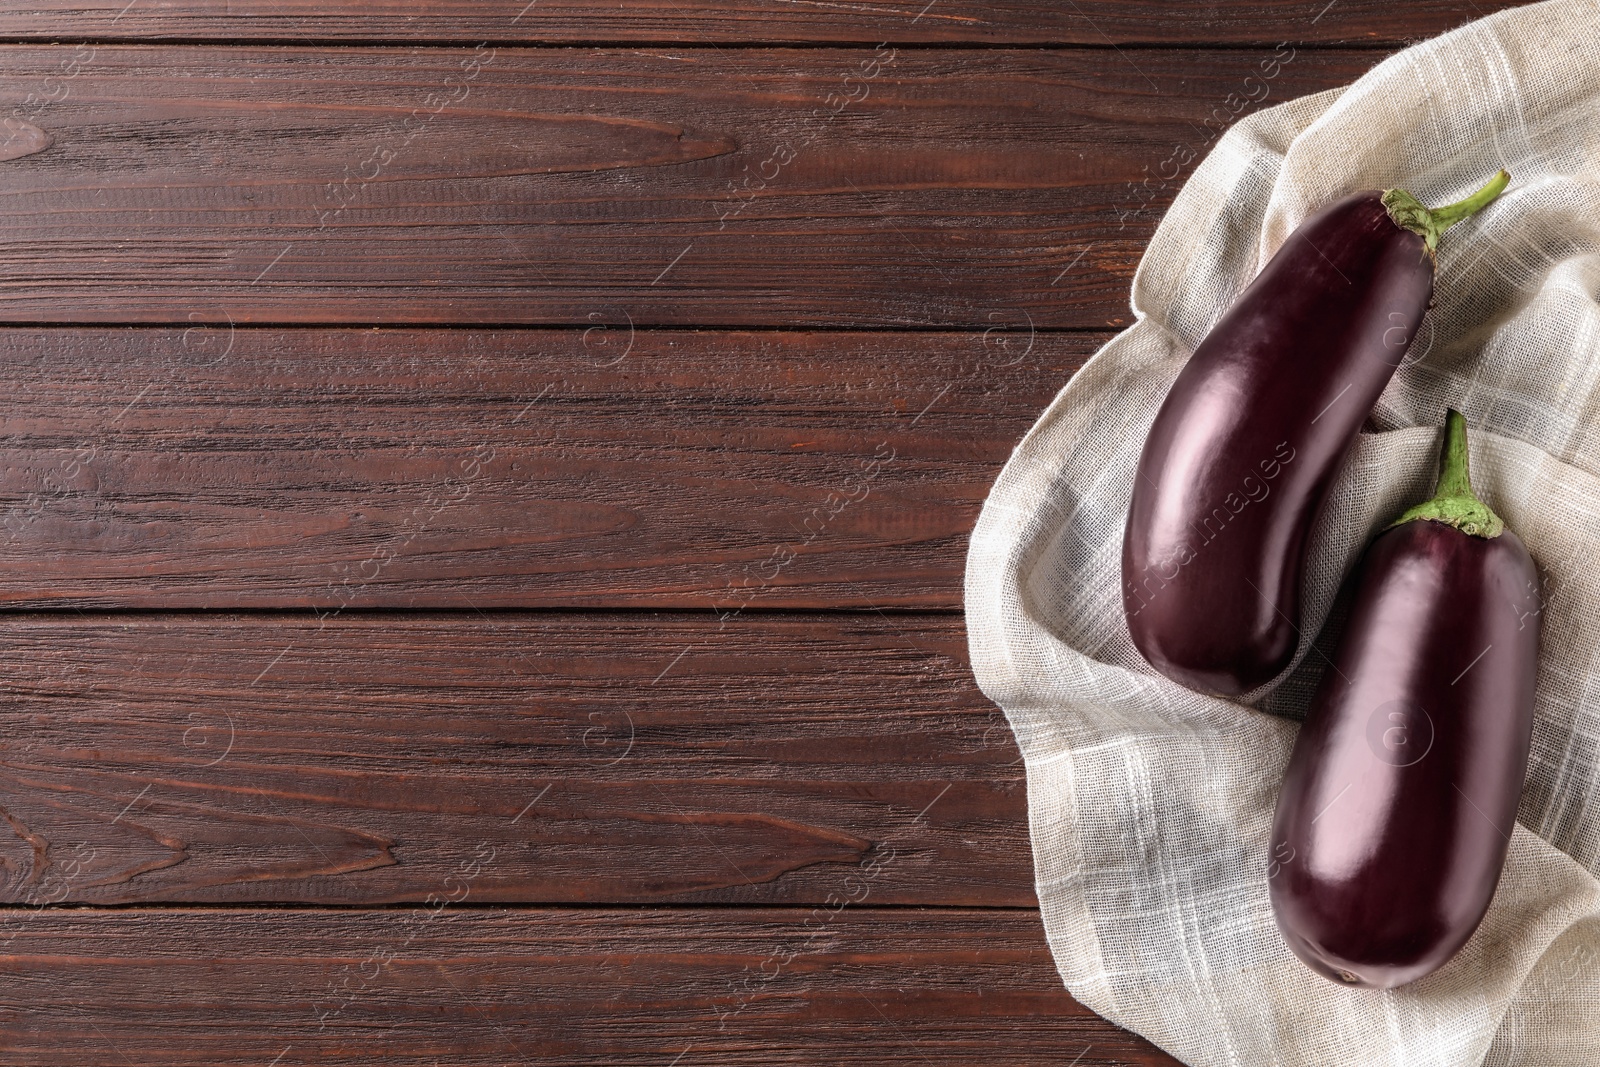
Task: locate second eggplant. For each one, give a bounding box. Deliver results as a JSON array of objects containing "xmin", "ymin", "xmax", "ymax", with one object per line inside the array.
[
  {"xmin": 1269, "ymin": 411, "xmax": 1540, "ymax": 989},
  {"xmin": 1122, "ymin": 171, "xmax": 1510, "ymax": 696}
]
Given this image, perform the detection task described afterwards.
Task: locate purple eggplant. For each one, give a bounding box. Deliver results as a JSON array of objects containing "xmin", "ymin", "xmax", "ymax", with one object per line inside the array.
[
  {"xmin": 1122, "ymin": 171, "xmax": 1510, "ymax": 696},
  {"xmin": 1269, "ymin": 410, "xmax": 1539, "ymax": 988}
]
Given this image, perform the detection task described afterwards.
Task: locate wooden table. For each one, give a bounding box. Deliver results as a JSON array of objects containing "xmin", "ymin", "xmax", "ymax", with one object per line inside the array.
[{"xmin": 0, "ymin": 3, "xmax": 1528, "ymax": 1063}]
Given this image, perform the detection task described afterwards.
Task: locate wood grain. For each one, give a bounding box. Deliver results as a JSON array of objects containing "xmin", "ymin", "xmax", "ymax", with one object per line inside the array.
[
  {"xmin": 0, "ymin": 613, "xmax": 1033, "ymax": 906},
  {"xmin": 0, "ymin": 327, "xmax": 1082, "ymax": 609},
  {"xmin": 0, "ymin": 907, "xmax": 1182, "ymax": 1065},
  {"xmin": 0, "ymin": 45, "xmax": 1371, "ymax": 327},
  {"xmin": 0, "ymin": 0, "xmax": 1525, "ymax": 46},
  {"xmin": 0, "ymin": 16, "xmax": 1367, "ymax": 1063}
]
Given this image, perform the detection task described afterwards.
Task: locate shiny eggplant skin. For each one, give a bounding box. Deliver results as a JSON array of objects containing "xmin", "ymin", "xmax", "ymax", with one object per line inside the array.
[
  {"xmin": 1268, "ymin": 518, "xmax": 1539, "ymax": 989},
  {"xmin": 1122, "ymin": 192, "xmax": 1434, "ymax": 696}
]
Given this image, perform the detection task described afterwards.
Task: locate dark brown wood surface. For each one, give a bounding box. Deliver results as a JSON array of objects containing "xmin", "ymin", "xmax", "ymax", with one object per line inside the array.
[
  {"xmin": 0, "ymin": 3, "xmax": 1540, "ymax": 1062},
  {"xmin": 0, "ymin": 1, "xmax": 1519, "ymax": 46},
  {"xmin": 0, "ymin": 45, "xmax": 1369, "ymax": 327},
  {"xmin": 0, "ymin": 908, "xmax": 1164, "ymax": 1066},
  {"xmin": 0, "ymin": 613, "xmax": 1032, "ymax": 906},
  {"xmin": 0, "ymin": 327, "xmax": 1083, "ymax": 609}
]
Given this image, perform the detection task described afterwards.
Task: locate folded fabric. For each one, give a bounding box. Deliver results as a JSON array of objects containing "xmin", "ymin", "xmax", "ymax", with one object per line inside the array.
[{"xmin": 965, "ymin": 2, "xmax": 1600, "ymax": 1062}]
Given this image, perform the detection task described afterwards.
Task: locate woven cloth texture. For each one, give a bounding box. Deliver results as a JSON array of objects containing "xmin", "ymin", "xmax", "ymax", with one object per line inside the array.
[{"xmin": 965, "ymin": 2, "xmax": 1600, "ymax": 1063}]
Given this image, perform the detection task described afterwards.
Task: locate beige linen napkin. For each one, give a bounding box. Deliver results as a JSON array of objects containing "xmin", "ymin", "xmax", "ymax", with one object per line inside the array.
[{"xmin": 965, "ymin": 2, "xmax": 1600, "ymax": 1063}]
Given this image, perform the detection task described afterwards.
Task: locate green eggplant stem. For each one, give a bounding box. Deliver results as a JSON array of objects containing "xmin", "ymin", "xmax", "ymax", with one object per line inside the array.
[
  {"xmin": 1382, "ymin": 170, "xmax": 1511, "ymax": 256},
  {"xmin": 1391, "ymin": 409, "xmax": 1504, "ymax": 538}
]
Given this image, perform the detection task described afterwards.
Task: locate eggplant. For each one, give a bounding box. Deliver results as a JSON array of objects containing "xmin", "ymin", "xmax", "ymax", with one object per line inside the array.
[
  {"xmin": 1122, "ymin": 171, "xmax": 1510, "ymax": 696},
  {"xmin": 1269, "ymin": 410, "xmax": 1539, "ymax": 989}
]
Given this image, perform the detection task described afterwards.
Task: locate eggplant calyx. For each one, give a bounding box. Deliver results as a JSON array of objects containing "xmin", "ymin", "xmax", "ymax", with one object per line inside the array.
[
  {"xmin": 1382, "ymin": 169, "xmax": 1511, "ymax": 257},
  {"xmin": 1391, "ymin": 409, "xmax": 1505, "ymax": 538}
]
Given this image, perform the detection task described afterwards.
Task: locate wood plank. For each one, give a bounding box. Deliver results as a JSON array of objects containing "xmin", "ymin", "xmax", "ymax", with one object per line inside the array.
[
  {"xmin": 0, "ymin": 45, "xmax": 1371, "ymax": 327},
  {"xmin": 0, "ymin": 327, "xmax": 1081, "ymax": 609},
  {"xmin": 0, "ymin": 907, "xmax": 1180, "ymax": 1065},
  {"xmin": 0, "ymin": 0, "xmax": 1524, "ymax": 46},
  {"xmin": 0, "ymin": 613, "xmax": 1033, "ymax": 906}
]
